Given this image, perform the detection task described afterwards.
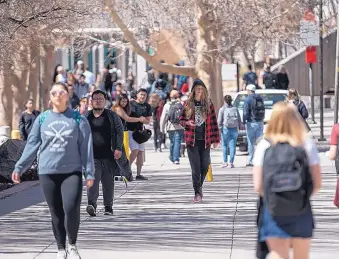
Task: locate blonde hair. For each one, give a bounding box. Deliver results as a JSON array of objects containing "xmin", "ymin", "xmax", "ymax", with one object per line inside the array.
[
  {"xmin": 185, "ymin": 85, "xmax": 209, "ymax": 120},
  {"xmin": 265, "ymin": 102, "xmax": 307, "ymax": 146},
  {"xmin": 288, "ymin": 88, "xmax": 300, "ymax": 101}
]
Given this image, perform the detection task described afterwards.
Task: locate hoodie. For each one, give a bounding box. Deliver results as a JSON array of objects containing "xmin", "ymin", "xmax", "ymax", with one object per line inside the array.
[{"xmin": 191, "ymin": 78, "xmax": 207, "ymax": 92}]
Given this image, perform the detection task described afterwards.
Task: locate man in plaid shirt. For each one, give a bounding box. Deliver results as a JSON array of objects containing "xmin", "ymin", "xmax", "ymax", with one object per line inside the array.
[{"xmin": 180, "ymin": 78, "xmax": 220, "ymax": 202}]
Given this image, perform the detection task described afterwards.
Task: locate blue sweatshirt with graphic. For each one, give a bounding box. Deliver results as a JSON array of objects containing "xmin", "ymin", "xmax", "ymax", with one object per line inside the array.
[{"xmin": 14, "ymin": 108, "xmax": 95, "ymax": 179}]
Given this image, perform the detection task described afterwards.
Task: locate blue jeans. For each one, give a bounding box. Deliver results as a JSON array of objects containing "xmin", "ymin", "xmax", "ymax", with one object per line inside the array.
[
  {"xmin": 168, "ymin": 130, "xmax": 184, "ymax": 162},
  {"xmin": 246, "ymin": 122, "xmax": 264, "ymax": 164},
  {"xmin": 222, "ymin": 127, "xmax": 238, "ymax": 164}
]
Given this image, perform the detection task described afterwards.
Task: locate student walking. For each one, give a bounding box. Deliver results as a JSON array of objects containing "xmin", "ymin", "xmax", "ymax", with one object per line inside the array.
[
  {"xmin": 218, "ymin": 95, "xmax": 242, "ymax": 168},
  {"xmin": 180, "ymin": 79, "xmax": 220, "ymax": 203},
  {"xmin": 19, "ymin": 98, "xmax": 40, "ymax": 141},
  {"xmin": 12, "ymin": 83, "xmax": 95, "ymax": 259},
  {"xmin": 253, "ymin": 102, "xmax": 321, "ymax": 259},
  {"xmin": 243, "ymin": 84, "xmax": 265, "ymax": 166},
  {"xmin": 287, "ymin": 88, "xmax": 310, "ymax": 131},
  {"xmin": 126, "ymin": 88, "xmax": 152, "ymax": 180},
  {"xmin": 85, "ymin": 90, "xmax": 124, "ymax": 216},
  {"xmin": 160, "ymin": 90, "xmax": 184, "ymax": 164}
]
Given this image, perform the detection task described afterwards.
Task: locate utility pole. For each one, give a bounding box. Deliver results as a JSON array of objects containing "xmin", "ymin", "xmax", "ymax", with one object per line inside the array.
[
  {"xmin": 335, "ymin": 27, "xmax": 339, "ymax": 124},
  {"xmin": 318, "ymin": 0, "xmax": 326, "ymax": 141},
  {"xmin": 334, "ymin": 2, "xmax": 339, "ymax": 124},
  {"xmin": 236, "ymin": 61, "xmax": 240, "ymax": 92}
]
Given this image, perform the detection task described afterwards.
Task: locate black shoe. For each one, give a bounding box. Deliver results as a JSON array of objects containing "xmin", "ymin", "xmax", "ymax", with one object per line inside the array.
[
  {"xmin": 86, "ymin": 204, "xmax": 96, "ymax": 217},
  {"xmin": 104, "ymin": 206, "xmax": 113, "ymax": 215},
  {"xmin": 135, "ymin": 175, "xmax": 148, "ymax": 181},
  {"xmin": 246, "ymin": 163, "xmax": 253, "ymax": 167}
]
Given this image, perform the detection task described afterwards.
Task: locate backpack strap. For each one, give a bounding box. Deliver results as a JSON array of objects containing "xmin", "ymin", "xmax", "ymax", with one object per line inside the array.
[
  {"xmin": 39, "ymin": 110, "xmax": 51, "ymax": 125},
  {"xmin": 72, "ymin": 110, "xmax": 81, "ymax": 125}
]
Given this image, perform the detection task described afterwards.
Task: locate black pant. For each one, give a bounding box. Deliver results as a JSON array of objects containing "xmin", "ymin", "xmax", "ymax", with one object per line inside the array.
[
  {"xmin": 88, "ymin": 158, "xmax": 117, "ymax": 207},
  {"xmin": 40, "ymin": 172, "xmax": 83, "ymax": 250},
  {"xmin": 187, "ymin": 140, "xmax": 211, "ymax": 195},
  {"xmin": 153, "ymin": 119, "xmax": 162, "ymax": 150}
]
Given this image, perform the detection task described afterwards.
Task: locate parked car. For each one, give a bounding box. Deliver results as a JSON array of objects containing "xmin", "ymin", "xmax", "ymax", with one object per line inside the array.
[{"xmin": 233, "ymin": 89, "xmax": 288, "ymax": 151}]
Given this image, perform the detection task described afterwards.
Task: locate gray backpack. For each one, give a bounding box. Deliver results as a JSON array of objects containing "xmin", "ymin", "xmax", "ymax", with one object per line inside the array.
[{"xmin": 223, "ymin": 106, "xmax": 239, "ymax": 128}]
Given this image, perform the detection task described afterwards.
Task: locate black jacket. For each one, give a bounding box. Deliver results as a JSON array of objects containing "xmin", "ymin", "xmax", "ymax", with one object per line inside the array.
[
  {"xmin": 276, "ymin": 73, "xmax": 289, "ymax": 90},
  {"xmin": 85, "ymin": 109, "xmax": 132, "ymax": 179},
  {"xmin": 85, "ymin": 109, "xmax": 123, "ymax": 152},
  {"xmin": 293, "ymin": 100, "xmax": 309, "ymax": 120},
  {"xmin": 19, "ymin": 110, "xmax": 40, "ymax": 141}
]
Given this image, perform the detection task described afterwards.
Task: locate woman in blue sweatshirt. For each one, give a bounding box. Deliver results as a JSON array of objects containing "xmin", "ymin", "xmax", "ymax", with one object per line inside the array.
[{"xmin": 12, "ymin": 82, "xmax": 95, "ymax": 259}]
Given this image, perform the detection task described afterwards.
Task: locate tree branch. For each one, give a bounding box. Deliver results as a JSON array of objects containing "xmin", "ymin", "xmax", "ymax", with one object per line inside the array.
[
  {"xmin": 9, "ymin": 6, "xmax": 63, "ymax": 39},
  {"xmin": 104, "ymin": 0, "xmax": 197, "ymax": 77}
]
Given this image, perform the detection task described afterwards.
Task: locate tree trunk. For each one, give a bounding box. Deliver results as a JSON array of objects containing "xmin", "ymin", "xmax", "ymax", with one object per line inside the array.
[
  {"xmin": 40, "ymin": 45, "xmax": 55, "ymax": 110},
  {"xmin": 10, "ymin": 46, "xmax": 30, "ymax": 130},
  {"xmin": 0, "ymin": 65, "xmax": 13, "ymax": 127},
  {"xmin": 195, "ymin": 1, "xmax": 222, "ymax": 109},
  {"xmin": 28, "ymin": 42, "xmax": 40, "ymax": 108}
]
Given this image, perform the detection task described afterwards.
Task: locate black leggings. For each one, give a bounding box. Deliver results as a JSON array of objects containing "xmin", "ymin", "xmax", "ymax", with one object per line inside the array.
[
  {"xmin": 40, "ymin": 172, "xmax": 83, "ymax": 250},
  {"xmin": 153, "ymin": 119, "xmax": 162, "ymax": 150},
  {"xmin": 187, "ymin": 140, "xmax": 211, "ymax": 195}
]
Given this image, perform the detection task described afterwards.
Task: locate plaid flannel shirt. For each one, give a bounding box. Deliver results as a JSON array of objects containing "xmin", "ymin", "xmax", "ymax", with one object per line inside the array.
[{"xmin": 179, "ymin": 100, "xmax": 220, "ymax": 148}]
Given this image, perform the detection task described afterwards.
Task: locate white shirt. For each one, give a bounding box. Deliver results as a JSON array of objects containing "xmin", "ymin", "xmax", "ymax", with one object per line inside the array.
[
  {"xmin": 253, "ymin": 138, "xmax": 320, "ymax": 167},
  {"xmin": 83, "ymin": 70, "xmax": 96, "ymax": 85}
]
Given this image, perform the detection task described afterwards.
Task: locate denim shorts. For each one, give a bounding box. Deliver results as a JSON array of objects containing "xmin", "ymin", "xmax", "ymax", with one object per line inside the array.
[{"xmin": 260, "ymin": 207, "xmax": 314, "ymax": 241}]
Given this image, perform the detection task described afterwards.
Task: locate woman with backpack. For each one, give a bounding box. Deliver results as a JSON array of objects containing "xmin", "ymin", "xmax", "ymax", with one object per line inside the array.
[
  {"xmin": 160, "ymin": 90, "xmax": 184, "ymax": 164},
  {"xmin": 287, "ymin": 88, "xmax": 310, "ymax": 131},
  {"xmin": 253, "ymin": 102, "xmax": 321, "ymax": 259},
  {"xmin": 179, "ymin": 79, "xmax": 220, "ymax": 203},
  {"xmin": 217, "ymin": 95, "xmax": 242, "ymax": 168},
  {"xmin": 12, "ymin": 82, "xmax": 95, "ymax": 259}
]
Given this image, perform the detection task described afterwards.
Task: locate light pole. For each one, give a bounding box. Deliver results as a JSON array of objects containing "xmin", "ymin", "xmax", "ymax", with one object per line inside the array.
[{"xmin": 318, "ymin": 0, "xmax": 326, "ymax": 141}]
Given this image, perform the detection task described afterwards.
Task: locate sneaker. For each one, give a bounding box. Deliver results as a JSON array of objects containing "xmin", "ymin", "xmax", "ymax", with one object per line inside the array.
[
  {"xmin": 246, "ymin": 163, "xmax": 253, "ymax": 167},
  {"xmin": 67, "ymin": 245, "xmax": 81, "ymax": 259},
  {"xmin": 136, "ymin": 175, "xmax": 148, "ymax": 181},
  {"xmin": 86, "ymin": 204, "xmax": 96, "ymax": 217},
  {"xmin": 57, "ymin": 250, "xmax": 67, "ymax": 259},
  {"xmin": 161, "ymin": 144, "xmax": 166, "ymax": 149},
  {"xmin": 174, "ymin": 161, "xmax": 180, "ymax": 165},
  {"xmin": 230, "ymin": 164, "xmax": 235, "ymax": 168},
  {"xmin": 199, "ymin": 188, "xmax": 203, "ymax": 199},
  {"xmin": 220, "ymin": 163, "xmax": 227, "ymax": 168},
  {"xmin": 193, "ymin": 194, "xmax": 202, "ymax": 203},
  {"xmin": 104, "ymin": 206, "xmax": 113, "ymax": 215}
]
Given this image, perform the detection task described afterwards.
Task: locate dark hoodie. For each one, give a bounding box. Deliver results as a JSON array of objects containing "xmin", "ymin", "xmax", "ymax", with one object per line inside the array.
[
  {"xmin": 292, "ymin": 100, "xmax": 309, "ymax": 120},
  {"xmin": 191, "ymin": 78, "xmax": 207, "ymax": 92}
]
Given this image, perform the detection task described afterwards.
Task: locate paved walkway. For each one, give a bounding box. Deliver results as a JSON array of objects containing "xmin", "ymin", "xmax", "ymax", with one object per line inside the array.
[{"xmin": 0, "ymin": 144, "xmax": 338, "ymax": 259}]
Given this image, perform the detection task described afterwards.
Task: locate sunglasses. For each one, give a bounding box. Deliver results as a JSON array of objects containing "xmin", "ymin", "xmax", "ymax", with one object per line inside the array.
[{"xmin": 50, "ymin": 90, "xmax": 68, "ymax": 97}]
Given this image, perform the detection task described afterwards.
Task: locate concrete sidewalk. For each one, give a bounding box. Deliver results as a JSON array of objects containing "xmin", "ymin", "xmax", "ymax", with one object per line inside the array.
[{"xmin": 0, "ymin": 145, "xmax": 338, "ymax": 259}]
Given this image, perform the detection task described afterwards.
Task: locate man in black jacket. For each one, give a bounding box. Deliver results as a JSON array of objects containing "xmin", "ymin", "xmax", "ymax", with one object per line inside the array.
[{"xmin": 85, "ymin": 90, "xmax": 123, "ymax": 216}]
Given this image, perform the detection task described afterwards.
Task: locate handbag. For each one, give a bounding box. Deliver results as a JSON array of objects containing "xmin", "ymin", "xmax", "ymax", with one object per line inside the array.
[
  {"xmin": 334, "ymin": 177, "xmax": 339, "ymax": 208},
  {"xmin": 132, "ymin": 124, "xmax": 152, "ymax": 144}
]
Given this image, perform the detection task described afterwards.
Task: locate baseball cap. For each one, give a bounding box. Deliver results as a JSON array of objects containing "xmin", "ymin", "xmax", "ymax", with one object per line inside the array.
[{"xmin": 246, "ymin": 84, "xmax": 256, "ymax": 92}]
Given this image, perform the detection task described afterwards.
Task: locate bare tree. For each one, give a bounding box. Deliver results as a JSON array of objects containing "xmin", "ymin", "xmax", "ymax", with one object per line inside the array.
[{"xmin": 103, "ymin": 0, "xmax": 324, "ymax": 108}]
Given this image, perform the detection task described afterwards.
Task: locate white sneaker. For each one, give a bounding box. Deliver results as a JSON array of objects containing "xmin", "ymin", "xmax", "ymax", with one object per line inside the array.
[
  {"xmin": 220, "ymin": 163, "xmax": 227, "ymax": 168},
  {"xmin": 57, "ymin": 250, "xmax": 66, "ymax": 259},
  {"xmin": 67, "ymin": 245, "xmax": 81, "ymax": 259}
]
